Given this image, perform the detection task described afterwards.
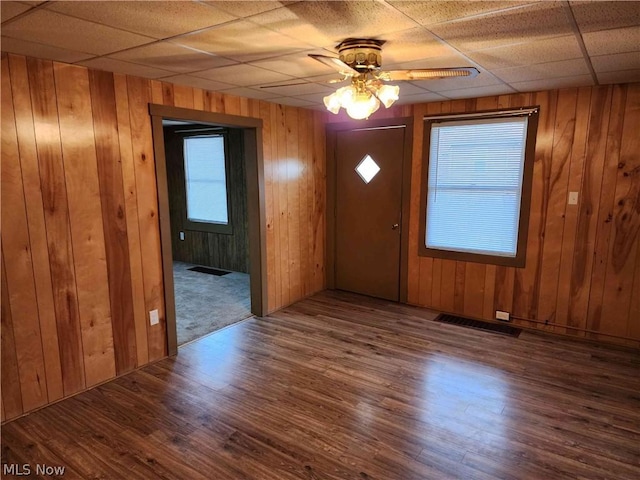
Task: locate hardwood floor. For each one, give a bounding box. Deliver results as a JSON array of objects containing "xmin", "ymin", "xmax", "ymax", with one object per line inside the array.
[{"xmin": 2, "ymin": 290, "xmax": 639, "ymax": 479}]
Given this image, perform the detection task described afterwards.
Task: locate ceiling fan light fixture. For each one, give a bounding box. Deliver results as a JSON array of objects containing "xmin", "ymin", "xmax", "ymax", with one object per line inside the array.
[
  {"xmin": 323, "ymin": 91, "xmax": 342, "ymax": 114},
  {"xmin": 344, "ymin": 91, "xmax": 380, "ymax": 120},
  {"xmin": 322, "ymin": 84, "xmax": 380, "ymax": 119},
  {"xmin": 375, "ymin": 84, "xmax": 400, "ymax": 108}
]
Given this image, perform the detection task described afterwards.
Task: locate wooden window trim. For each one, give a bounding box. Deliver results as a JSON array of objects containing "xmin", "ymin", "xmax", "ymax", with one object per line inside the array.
[{"xmin": 418, "ymin": 107, "xmax": 539, "ymax": 268}]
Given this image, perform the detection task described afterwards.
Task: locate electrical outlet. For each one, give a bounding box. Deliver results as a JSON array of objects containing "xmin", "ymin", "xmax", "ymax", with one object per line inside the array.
[
  {"xmin": 149, "ymin": 309, "xmax": 159, "ymax": 326},
  {"xmin": 568, "ymin": 191, "xmax": 579, "ymax": 205},
  {"xmin": 496, "ymin": 310, "xmax": 510, "ymax": 322},
  {"xmin": 179, "ymin": 231, "xmax": 185, "ymax": 241}
]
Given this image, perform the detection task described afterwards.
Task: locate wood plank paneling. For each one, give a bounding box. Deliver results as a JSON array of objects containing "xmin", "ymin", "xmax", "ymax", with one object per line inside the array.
[
  {"xmin": 586, "ymin": 86, "xmax": 627, "ymax": 336},
  {"xmin": 8, "ymin": 55, "xmax": 64, "ymax": 403},
  {"xmin": 53, "ymin": 63, "xmax": 116, "ymax": 387},
  {"xmin": 26, "ymin": 57, "xmax": 86, "ymax": 396},
  {"xmin": 556, "ymin": 87, "xmax": 592, "ymax": 335},
  {"xmin": 285, "ymin": 106, "xmax": 302, "ymax": 302},
  {"xmin": 537, "ymin": 89, "xmax": 577, "ymax": 328},
  {"xmin": 409, "ymin": 85, "xmax": 640, "ymax": 346},
  {"xmin": 89, "ymin": 69, "xmax": 137, "ymax": 374},
  {"xmin": 2, "ymin": 56, "xmax": 48, "ymax": 411},
  {"xmin": 126, "ymin": 75, "xmax": 167, "ymax": 362},
  {"xmin": 1, "ymin": 252, "xmax": 24, "ymax": 419},
  {"xmin": 600, "ymin": 84, "xmax": 640, "ymax": 338},
  {"xmin": 113, "ymin": 73, "xmax": 149, "ymax": 368},
  {"xmin": 1, "ymin": 54, "xmax": 326, "ymax": 421}
]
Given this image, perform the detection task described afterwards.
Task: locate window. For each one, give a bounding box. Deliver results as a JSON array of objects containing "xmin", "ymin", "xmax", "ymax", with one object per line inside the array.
[
  {"xmin": 184, "ymin": 135, "xmax": 232, "ymax": 233},
  {"xmin": 419, "ymin": 109, "xmax": 539, "ymax": 267}
]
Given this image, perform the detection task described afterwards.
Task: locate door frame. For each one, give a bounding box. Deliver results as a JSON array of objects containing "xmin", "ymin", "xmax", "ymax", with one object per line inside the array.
[
  {"xmin": 149, "ymin": 104, "xmax": 267, "ymax": 356},
  {"xmin": 326, "ymin": 117, "xmax": 414, "ymax": 303}
]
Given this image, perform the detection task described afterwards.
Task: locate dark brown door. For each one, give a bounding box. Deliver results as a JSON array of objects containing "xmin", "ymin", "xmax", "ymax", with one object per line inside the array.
[{"xmin": 335, "ymin": 126, "xmax": 406, "ymax": 301}]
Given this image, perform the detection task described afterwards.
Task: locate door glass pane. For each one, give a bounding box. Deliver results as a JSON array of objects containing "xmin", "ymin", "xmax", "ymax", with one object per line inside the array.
[{"xmin": 355, "ymin": 154, "xmax": 381, "ymax": 184}]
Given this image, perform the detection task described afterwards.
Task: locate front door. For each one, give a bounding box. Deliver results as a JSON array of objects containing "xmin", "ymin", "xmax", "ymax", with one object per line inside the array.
[{"xmin": 334, "ymin": 125, "xmax": 408, "ymax": 301}]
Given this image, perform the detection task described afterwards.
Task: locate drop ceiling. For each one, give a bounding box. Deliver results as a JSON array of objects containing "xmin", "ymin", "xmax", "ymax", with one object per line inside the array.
[{"xmin": 1, "ymin": 0, "xmax": 639, "ymax": 109}]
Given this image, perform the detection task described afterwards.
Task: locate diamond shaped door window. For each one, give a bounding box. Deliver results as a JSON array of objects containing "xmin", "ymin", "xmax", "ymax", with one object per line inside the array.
[{"xmin": 355, "ymin": 154, "xmax": 380, "ymax": 184}]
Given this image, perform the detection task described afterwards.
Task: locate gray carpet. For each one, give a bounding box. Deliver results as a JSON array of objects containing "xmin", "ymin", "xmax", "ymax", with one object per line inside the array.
[{"xmin": 173, "ymin": 261, "xmax": 252, "ymax": 346}]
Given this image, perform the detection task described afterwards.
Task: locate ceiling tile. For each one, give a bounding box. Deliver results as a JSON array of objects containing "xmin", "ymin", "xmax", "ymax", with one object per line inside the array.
[
  {"xmin": 387, "ymin": 1, "xmax": 532, "ymax": 26},
  {"xmin": 591, "ymin": 51, "xmax": 640, "ymax": 73},
  {"xmin": 394, "ymin": 91, "xmax": 448, "ymax": 105},
  {"xmin": 2, "ymin": 9, "xmax": 154, "ymax": 55},
  {"xmin": 597, "ymin": 69, "xmax": 640, "ymax": 84},
  {"xmin": 110, "ymin": 42, "xmax": 237, "ymax": 74},
  {"xmin": 493, "ymin": 58, "xmax": 590, "ymax": 83},
  {"xmin": 171, "ymin": 20, "xmax": 308, "ymax": 62},
  {"xmin": 288, "ymin": 91, "xmax": 327, "ymax": 105},
  {"xmin": 377, "ymin": 27, "xmax": 461, "ymax": 65},
  {"xmin": 203, "ymin": 1, "xmax": 294, "ymax": 18},
  {"xmin": 569, "ymin": 1, "xmax": 640, "ymax": 33},
  {"xmin": 423, "ymin": 71, "xmax": 504, "ymax": 93},
  {"xmin": 217, "ymin": 87, "xmax": 281, "ymax": 100},
  {"xmin": 159, "ymin": 74, "xmax": 236, "ymax": 91},
  {"xmin": 251, "ymin": 52, "xmax": 341, "ymax": 78},
  {"xmin": 395, "ymin": 82, "xmax": 435, "ymax": 95},
  {"xmin": 510, "ymin": 74, "xmax": 594, "ymax": 93},
  {"xmin": 250, "ymin": 1, "xmax": 417, "ymax": 47},
  {"xmin": 441, "ymin": 84, "xmax": 517, "ymax": 99},
  {"xmin": 582, "ymin": 26, "xmax": 640, "ymax": 56},
  {"xmin": 192, "ymin": 63, "xmax": 294, "ymax": 87},
  {"xmin": 246, "ymin": 7, "xmax": 335, "ymax": 48},
  {"xmin": 46, "ymin": 1, "xmax": 238, "ymax": 40},
  {"xmin": 1, "ymin": 1, "xmax": 30, "ymax": 22},
  {"xmin": 467, "ymin": 35, "xmax": 583, "ymax": 70},
  {"xmin": 78, "ymin": 57, "xmax": 174, "ymax": 79},
  {"xmin": 1, "ymin": 36, "xmax": 94, "ymax": 63},
  {"xmin": 429, "ymin": 2, "xmax": 573, "ymax": 52}
]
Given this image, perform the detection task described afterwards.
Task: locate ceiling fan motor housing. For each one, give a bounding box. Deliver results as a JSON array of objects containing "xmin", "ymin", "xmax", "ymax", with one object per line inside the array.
[{"xmin": 337, "ymin": 38, "xmax": 384, "ymax": 72}]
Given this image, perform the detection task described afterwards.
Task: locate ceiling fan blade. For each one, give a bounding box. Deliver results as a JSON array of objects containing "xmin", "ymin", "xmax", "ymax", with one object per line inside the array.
[
  {"xmin": 308, "ymin": 54, "xmax": 359, "ymax": 76},
  {"xmin": 378, "ymin": 67, "xmax": 480, "ymax": 81}
]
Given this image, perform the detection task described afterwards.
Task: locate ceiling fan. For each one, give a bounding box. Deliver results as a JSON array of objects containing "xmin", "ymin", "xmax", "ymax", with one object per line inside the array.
[{"xmin": 265, "ymin": 38, "xmax": 480, "ymax": 119}]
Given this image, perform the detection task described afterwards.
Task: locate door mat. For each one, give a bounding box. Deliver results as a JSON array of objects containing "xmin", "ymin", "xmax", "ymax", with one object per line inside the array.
[
  {"xmin": 188, "ymin": 266, "xmax": 231, "ymax": 276},
  {"xmin": 435, "ymin": 313, "xmax": 521, "ymax": 337}
]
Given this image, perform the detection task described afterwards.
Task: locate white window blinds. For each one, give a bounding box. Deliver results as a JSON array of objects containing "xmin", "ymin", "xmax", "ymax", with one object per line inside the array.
[
  {"xmin": 425, "ymin": 116, "xmax": 528, "ymax": 257},
  {"xmin": 184, "ymin": 136, "xmax": 229, "ymax": 224}
]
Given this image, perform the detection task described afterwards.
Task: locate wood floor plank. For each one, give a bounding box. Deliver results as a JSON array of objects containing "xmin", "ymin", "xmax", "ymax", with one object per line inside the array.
[{"xmin": 2, "ymin": 291, "xmax": 639, "ymax": 480}]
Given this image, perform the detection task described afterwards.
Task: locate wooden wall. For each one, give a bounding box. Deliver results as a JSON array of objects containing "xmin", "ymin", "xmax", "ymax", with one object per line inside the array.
[
  {"xmin": 0, "ymin": 53, "xmax": 326, "ymax": 422},
  {"xmin": 165, "ymin": 127, "xmax": 250, "ymax": 273},
  {"xmin": 326, "ymin": 83, "xmax": 639, "ymax": 346},
  {"xmin": 403, "ymin": 85, "xmax": 640, "ymax": 345}
]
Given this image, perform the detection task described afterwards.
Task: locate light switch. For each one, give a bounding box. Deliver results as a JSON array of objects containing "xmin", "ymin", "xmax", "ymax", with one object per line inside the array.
[
  {"xmin": 179, "ymin": 231, "xmax": 185, "ymax": 241},
  {"xmin": 149, "ymin": 309, "xmax": 159, "ymax": 326},
  {"xmin": 568, "ymin": 191, "xmax": 579, "ymax": 205}
]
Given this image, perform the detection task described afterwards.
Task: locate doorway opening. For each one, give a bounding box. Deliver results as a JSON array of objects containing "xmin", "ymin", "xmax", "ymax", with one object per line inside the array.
[
  {"xmin": 150, "ymin": 105, "xmax": 267, "ymax": 356},
  {"xmin": 163, "ymin": 120, "xmax": 251, "ymax": 346}
]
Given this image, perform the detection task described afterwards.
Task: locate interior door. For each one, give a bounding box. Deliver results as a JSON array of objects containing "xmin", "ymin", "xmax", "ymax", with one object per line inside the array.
[{"xmin": 335, "ymin": 126, "xmax": 407, "ymax": 301}]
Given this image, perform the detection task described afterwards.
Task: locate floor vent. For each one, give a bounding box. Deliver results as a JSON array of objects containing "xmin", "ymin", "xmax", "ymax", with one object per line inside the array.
[
  {"xmin": 435, "ymin": 314, "xmax": 521, "ymax": 338},
  {"xmin": 188, "ymin": 266, "xmax": 231, "ymax": 276}
]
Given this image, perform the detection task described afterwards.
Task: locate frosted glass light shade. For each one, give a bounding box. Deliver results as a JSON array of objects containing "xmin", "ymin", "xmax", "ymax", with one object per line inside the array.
[
  {"xmin": 344, "ymin": 92, "xmax": 380, "ymax": 120},
  {"xmin": 376, "ymin": 84, "xmax": 400, "ymax": 108}
]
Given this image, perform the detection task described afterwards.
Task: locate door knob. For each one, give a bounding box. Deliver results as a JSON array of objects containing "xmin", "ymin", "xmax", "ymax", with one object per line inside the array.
[{"xmin": 392, "ymin": 223, "xmax": 399, "ymax": 230}]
